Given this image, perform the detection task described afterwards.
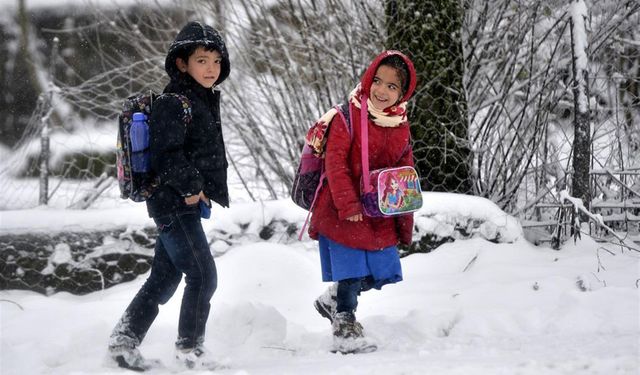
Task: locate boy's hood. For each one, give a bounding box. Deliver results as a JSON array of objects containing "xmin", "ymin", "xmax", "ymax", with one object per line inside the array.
[
  {"xmin": 164, "ymin": 21, "xmax": 230, "ymax": 86},
  {"xmin": 359, "ymin": 50, "xmax": 417, "ymax": 102}
]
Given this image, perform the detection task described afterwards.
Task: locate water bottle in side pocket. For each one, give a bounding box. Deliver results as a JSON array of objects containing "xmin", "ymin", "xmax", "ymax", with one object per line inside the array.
[{"xmin": 129, "ymin": 112, "xmax": 150, "ymax": 173}]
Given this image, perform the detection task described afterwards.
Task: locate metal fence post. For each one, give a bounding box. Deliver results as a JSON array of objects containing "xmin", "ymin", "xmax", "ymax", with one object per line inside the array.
[{"xmin": 38, "ymin": 37, "xmax": 59, "ymax": 205}]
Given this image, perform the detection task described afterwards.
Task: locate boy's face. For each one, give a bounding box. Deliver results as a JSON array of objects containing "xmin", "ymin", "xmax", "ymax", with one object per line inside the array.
[
  {"xmin": 370, "ymin": 65, "xmax": 402, "ymax": 110},
  {"xmin": 176, "ymin": 47, "xmax": 222, "ymax": 88}
]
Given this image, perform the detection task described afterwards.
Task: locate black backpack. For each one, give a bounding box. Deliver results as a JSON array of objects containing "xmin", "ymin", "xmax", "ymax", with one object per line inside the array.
[{"xmin": 116, "ymin": 93, "xmax": 192, "ymax": 202}]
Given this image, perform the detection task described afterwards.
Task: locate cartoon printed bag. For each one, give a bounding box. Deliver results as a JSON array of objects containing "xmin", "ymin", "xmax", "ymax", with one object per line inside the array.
[
  {"xmin": 361, "ymin": 166, "xmax": 422, "ymax": 217},
  {"xmin": 358, "ymin": 100, "xmax": 423, "ymax": 217}
]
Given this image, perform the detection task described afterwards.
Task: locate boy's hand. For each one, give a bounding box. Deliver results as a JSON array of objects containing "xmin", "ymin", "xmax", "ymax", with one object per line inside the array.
[
  {"xmin": 185, "ymin": 191, "xmax": 210, "ymax": 205},
  {"xmin": 185, "ymin": 193, "xmax": 201, "ymax": 205}
]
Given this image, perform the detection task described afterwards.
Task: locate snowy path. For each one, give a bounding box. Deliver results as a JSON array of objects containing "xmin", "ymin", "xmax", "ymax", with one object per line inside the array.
[{"xmin": 1, "ymin": 238, "xmax": 639, "ymax": 374}]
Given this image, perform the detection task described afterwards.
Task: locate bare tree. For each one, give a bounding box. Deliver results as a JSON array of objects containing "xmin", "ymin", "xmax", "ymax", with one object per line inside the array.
[
  {"xmin": 55, "ymin": 0, "xmax": 384, "ymax": 200},
  {"xmin": 462, "ymin": 0, "xmax": 639, "ymax": 218},
  {"xmin": 33, "ymin": 0, "xmax": 637, "ymax": 213}
]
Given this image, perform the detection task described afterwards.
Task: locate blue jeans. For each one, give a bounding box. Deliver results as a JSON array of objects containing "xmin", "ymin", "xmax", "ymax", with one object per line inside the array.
[
  {"xmin": 110, "ymin": 209, "xmax": 217, "ymax": 350},
  {"xmin": 336, "ymin": 276, "xmax": 375, "ymax": 313}
]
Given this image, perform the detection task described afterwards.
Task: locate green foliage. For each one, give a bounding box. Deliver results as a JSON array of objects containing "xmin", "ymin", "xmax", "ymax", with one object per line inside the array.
[{"xmin": 386, "ymin": 0, "xmax": 472, "ymax": 194}]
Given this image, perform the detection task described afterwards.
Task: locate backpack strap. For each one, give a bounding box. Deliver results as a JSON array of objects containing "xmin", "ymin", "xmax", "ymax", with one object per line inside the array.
[
  {"xmin": 335, "ymin": 102, "xmax": 352, "ymax": 139},
  {"xmin": 297, "ymin": 170, "xmax": 328, "ymax": 240},
  {"xmin": 157, "ymin": 93, "xmax": 192, "ymax": 125},
  {"xmin": 297, "ymin": 102, "xmax": 352, "ymax": 241}
]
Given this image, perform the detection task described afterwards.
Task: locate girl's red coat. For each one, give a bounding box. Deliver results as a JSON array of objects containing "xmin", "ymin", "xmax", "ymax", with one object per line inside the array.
[{"xmin": 308, "ymin": 51, "xmax": 417, "ymax": 250}]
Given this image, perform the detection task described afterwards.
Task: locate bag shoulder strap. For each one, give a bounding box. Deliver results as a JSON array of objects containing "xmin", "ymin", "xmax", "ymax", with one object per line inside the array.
[
  {"xmin": 359, "ymin": 97, "xmax": 413, "ymax": 193},
  {"xmin": 360, "ymin": 97, "xmax": 373, "ymax": 193}
]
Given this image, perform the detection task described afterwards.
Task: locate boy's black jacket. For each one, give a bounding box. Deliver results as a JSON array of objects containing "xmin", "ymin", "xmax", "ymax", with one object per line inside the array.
[
  {"xmin": 145, "ymin": 21, "xmax": 231, "ymax": 218},
  {"xmin": 145, "ymin": 74, "xmax": 229, "ymax": 218}
]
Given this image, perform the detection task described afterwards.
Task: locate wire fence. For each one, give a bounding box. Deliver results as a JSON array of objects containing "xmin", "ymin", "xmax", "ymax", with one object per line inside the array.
[
  {"xmin": 1, "ymin": 0, "xmax": 639, "ymax": 295},
  {"xmin": 0, "ymin": 1, "xmax": 638, "ymax": 229}
]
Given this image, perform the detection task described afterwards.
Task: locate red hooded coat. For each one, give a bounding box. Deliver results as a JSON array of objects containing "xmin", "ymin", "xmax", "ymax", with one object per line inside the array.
[{"xmin": 308, "ymin": 51, "xmax": 417, "ymax": 250}]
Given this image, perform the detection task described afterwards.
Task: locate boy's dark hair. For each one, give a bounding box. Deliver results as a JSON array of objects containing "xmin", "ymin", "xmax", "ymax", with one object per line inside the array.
[
  {"xmin": 174, "ymin": 44, "xmax": 220, "ymax": 66},
  {"xmin": 379, "ymin": 55, "xmax": 410, "ymax": 96},
  {"xmin": 165, "ymin": 21, "xmax": 230, "ymax": 85}
]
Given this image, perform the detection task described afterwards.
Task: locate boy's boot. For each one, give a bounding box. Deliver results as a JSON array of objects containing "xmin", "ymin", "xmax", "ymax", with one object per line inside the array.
[
  {"xmin": 108, "ymin": 336, "xmax": 161, "ymax": 371},
  {"xmin": 331, "ymin": 311, "xmax": 377, "ymax": 354},
  {"xmin": 175, "ymin": 344, "xmax": 222, "ymax": 370}
]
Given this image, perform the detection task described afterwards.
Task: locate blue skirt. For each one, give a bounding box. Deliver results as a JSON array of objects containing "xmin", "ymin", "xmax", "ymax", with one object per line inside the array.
[{"xmin": 318, "ymin": 235, "xmax": 403, "ymax": 289}]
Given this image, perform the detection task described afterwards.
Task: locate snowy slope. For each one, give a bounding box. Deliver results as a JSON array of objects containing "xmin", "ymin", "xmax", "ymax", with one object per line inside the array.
[{"xmin": 1, "ymin": 215, "xmax": 638, "ymax": 374}]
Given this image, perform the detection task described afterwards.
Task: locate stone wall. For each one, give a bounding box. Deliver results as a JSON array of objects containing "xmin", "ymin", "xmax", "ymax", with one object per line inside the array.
[{"xmin": 0, "ymin": 228, "xmax": 156, "ymax": 295}]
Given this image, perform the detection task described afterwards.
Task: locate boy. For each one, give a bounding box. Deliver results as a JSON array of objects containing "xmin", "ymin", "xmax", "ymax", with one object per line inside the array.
[{"xmin": 108, "ymin": 21, "xmax": 230, "ymax": 371}]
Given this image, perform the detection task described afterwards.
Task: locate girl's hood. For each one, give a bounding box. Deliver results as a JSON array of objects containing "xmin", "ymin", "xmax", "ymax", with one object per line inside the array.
[{"xmin": 359, "ymin": 50, "xmax": 417, "ymax": 102}]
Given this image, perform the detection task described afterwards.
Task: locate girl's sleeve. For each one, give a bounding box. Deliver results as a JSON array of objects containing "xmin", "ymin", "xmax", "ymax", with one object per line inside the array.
[
  {"xmin": 149, "ymin": 95, "xmax": 204, "ymax": 197},
  {"xmin": 396, "ymin": 140, "xmax": 415, "ymax": 245},
  {"xmin": 324, "ymin": 113, "xmax": 362, "ymax": 220}
]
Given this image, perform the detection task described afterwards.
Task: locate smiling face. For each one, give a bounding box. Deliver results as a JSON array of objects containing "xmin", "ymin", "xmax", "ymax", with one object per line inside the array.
[
  {"xmin": 370, "ymin": 65, "xmax": 403, "ymax": 110},
  {"xmin": 390, "ymin": 178, "xmax": 399, "ymax": 191},
  {"xmin": 176, "ymin": 47, "xmax": 222, "ymax": 88}
]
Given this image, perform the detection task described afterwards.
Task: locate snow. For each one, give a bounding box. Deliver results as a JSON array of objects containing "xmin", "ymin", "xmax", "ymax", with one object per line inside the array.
[
  {"xmin": 416, "ymin": 192, "xmax": 522, "ymax": 242},
  {"xmin": 0, "ymin": 0, "xmax": 171, "ymax": 10},
  {"xmin": 1, "ymin": 196, "xmax": 639, "ymax": 374},
  {"xmin": 0, "ymin": 2, "xmax": 638, "ymax": 368},
  {"xmin": 570, "ymin": 0, "xmax": 589, "ymax": 114}
]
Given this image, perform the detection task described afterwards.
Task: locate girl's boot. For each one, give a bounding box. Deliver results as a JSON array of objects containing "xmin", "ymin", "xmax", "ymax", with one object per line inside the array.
[
  {"xmin": 331, "ymin": 311, "xmax": 377, "ymax": 354},
  {"xmin": 314, "ymin": 283, "xmax": 338, "ymax": 322}
]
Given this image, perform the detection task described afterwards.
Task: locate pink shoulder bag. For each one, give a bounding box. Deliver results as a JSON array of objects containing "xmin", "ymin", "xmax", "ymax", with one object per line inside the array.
[{"xmin": 359, "ymin": 99, "xmax": 423, "ymax": 217}]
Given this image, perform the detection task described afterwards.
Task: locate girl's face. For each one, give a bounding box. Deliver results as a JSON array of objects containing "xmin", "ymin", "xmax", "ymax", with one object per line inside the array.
[
  {"xmin": 370, "ymin": 65, "xmax": 403, "ymax": 110},
  {"xmin": 176, "ymin": 47, "xmax": 222, "ymax": 88}
]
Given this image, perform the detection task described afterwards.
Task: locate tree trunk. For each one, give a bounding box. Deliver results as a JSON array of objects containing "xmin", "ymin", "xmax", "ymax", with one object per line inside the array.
[
  {"xmin": 386, "ymin": 0, "xmax": 472, "ymax": 194},
  {"xmin": 569, "ymin": 0, "xmax": 591, "ymax": 207}
]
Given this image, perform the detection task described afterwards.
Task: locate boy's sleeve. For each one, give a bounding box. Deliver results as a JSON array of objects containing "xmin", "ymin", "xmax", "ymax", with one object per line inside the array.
[
  {"xmin": 324, "ymin": 114, "xmax": 362, "ymax": 220},
  {"xmin": 149, "ymin": 95, "xmax": 204, "ymax": 197}
]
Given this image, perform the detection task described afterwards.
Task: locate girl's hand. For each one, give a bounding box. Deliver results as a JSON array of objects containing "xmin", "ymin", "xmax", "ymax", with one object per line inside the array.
[{"xmin": 346, "ymin": 213, "xmax": 363, "ymax": 222}]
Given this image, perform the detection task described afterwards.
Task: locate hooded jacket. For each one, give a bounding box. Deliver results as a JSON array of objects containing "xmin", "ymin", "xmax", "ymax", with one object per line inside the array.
[
  {"xmin": 309, "ymin": 51, "xmax": 418, "ymax": 250},
  {"xmin": 145, "ymin": 22, "xmax": 230, "ymax": 218}
]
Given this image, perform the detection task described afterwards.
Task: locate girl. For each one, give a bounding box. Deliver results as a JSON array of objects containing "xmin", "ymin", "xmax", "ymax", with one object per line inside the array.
[{"xmin": 308, "ymin": 50, "xmax": 417, "ymax": 354}]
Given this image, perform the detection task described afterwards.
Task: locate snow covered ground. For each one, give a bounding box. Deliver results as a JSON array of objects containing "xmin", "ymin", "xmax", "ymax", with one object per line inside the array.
[{"xmin": 1, "ymin": 196, "xmax": 639, "ymax": 374}]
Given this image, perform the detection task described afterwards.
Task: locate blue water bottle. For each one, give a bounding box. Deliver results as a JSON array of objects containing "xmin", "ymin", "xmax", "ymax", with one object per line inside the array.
[{"xmin": 130, "ymin": 112, "xmax": 149, "ymax": 172}]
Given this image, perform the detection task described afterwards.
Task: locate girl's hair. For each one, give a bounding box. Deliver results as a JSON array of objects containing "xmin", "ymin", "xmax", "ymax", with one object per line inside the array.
[
  {"xmin": 174, "ymin": 44, "xmax": 219, "ymax": 65},
  {"xmin": 379, "ymin": 55, "xmax": 410, "ymax": 96}
]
